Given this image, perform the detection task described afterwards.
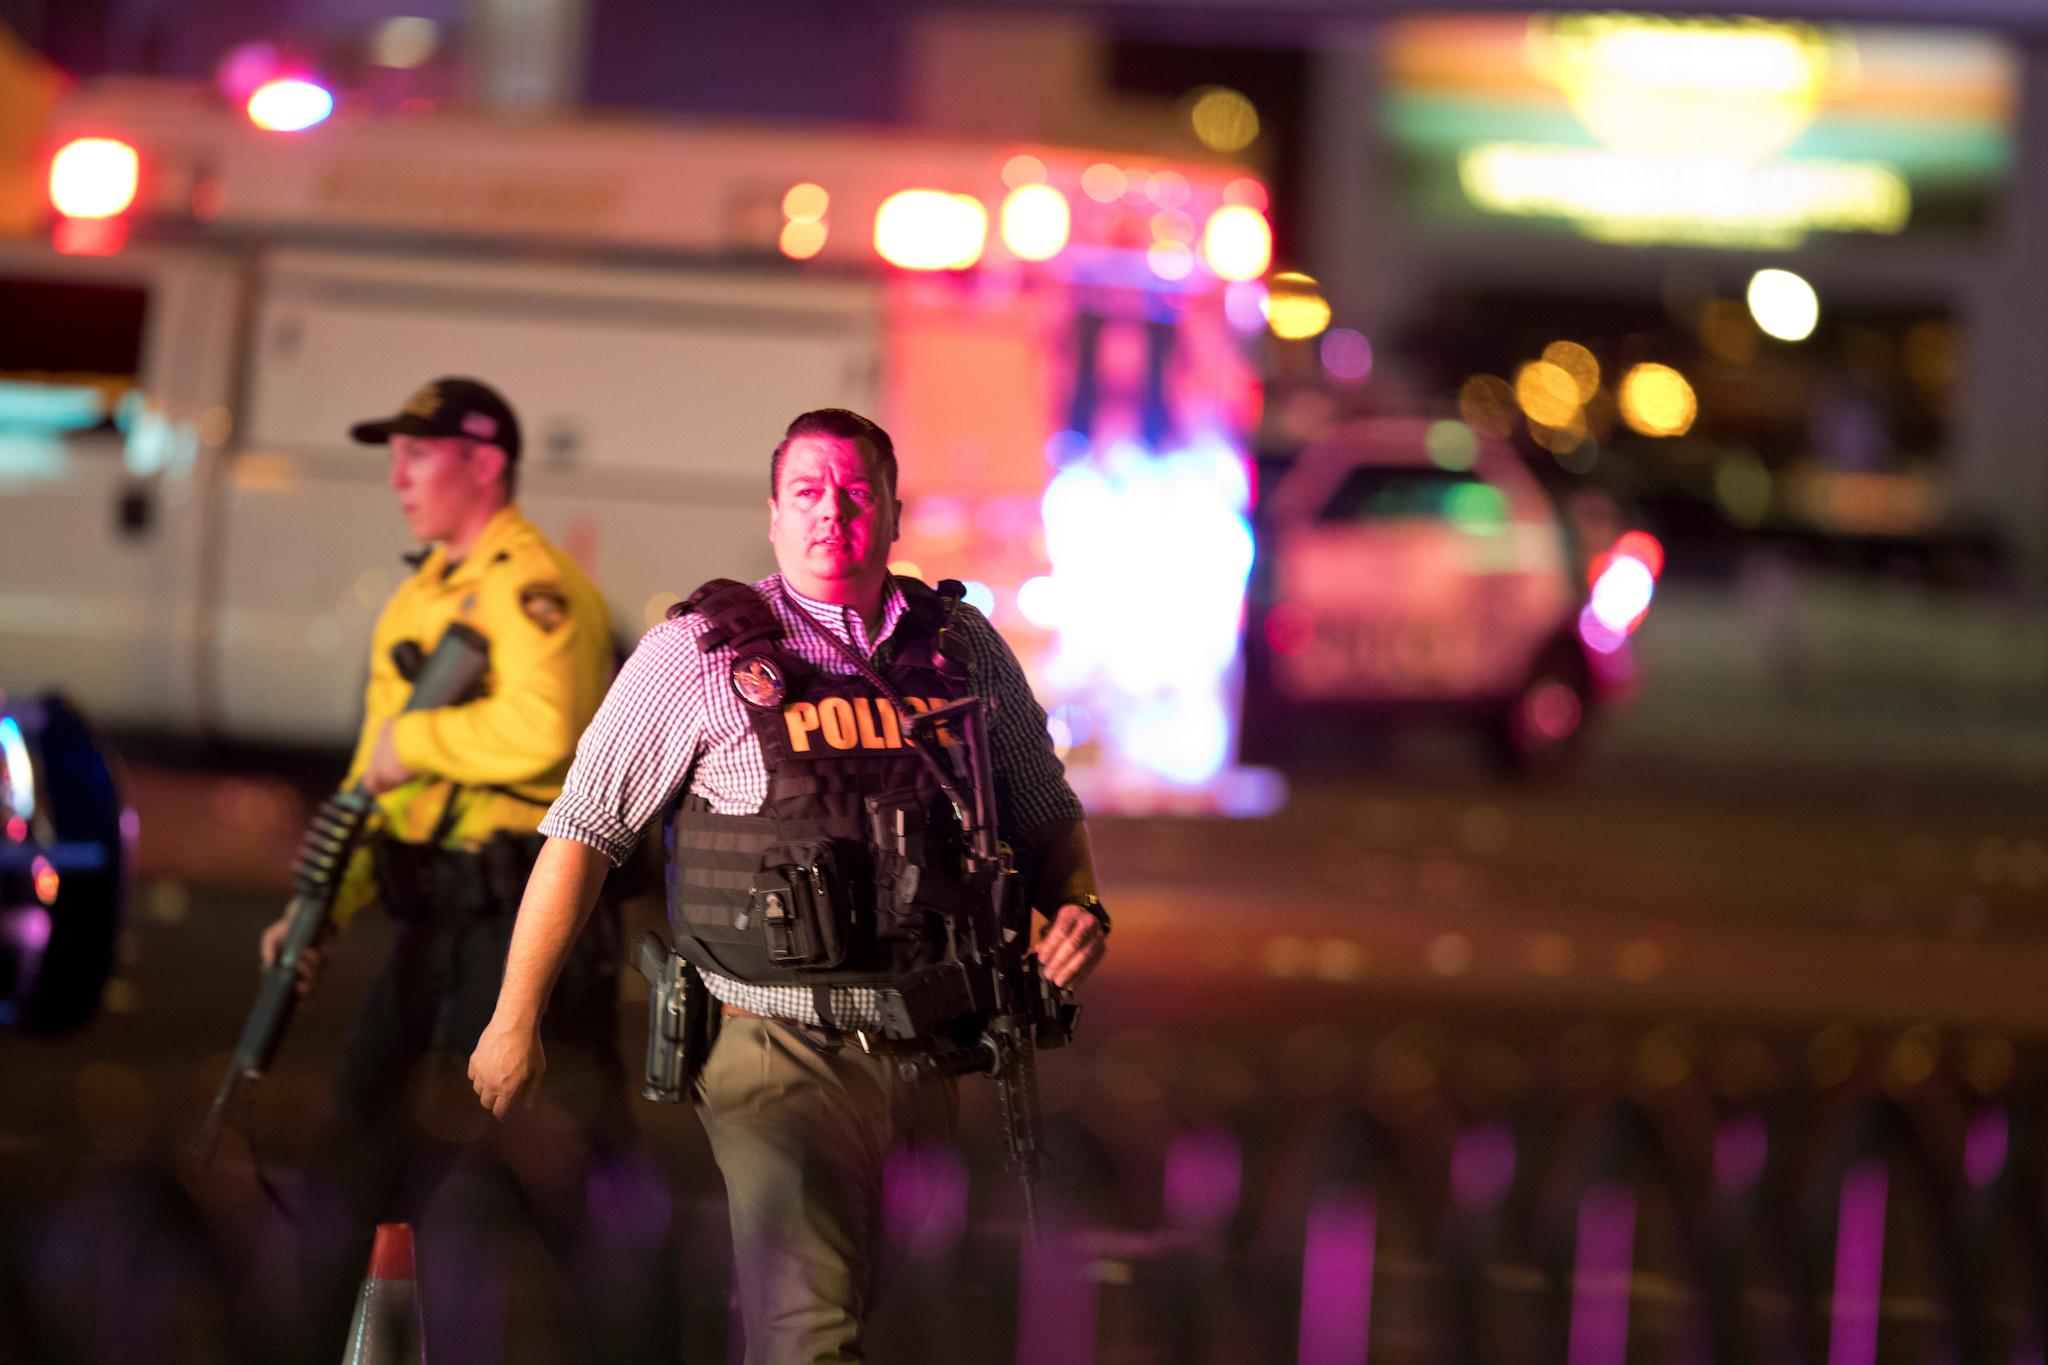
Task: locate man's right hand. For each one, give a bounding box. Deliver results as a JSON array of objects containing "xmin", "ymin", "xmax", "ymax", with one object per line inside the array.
[
  {"xmin": 469, "ymin": 1015, "xmax": 545, "ymax": 1120},
  {"xmin": 258, "ymin": 914, "xmax": 331, "ymax": 996}
]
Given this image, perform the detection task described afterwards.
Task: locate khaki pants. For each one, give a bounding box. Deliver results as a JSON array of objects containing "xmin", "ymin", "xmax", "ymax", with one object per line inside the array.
[{"xmin": 697, "ymin": 1015, "xmax": 959, "ymax": 1365}]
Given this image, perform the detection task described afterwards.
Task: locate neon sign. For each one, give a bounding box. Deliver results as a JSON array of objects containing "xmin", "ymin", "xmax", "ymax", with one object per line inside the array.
[{"xmin": 1385, "ymin": 13, "xmax": 2016, "ymax": 249}]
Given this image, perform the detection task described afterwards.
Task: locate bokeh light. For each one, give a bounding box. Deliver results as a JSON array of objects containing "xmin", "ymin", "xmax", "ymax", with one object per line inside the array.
[
  {"xmin": 1016, "ymin": 575, "xmax": 1060, "ymax": 629},
  {"xmin": 49, "ymin": 139, "xmax": 139, "ymax": 219},
  {"xmin": 1445, "ymin": 482, "xmax": 1509, "ymax": 535},
  {"xmin": 1080, "ymin": 163, "xmax": 1128, "ymax": 203},
  {"xmin": 1618, "ymin": 363, "xmax": 1697, "ymax": 437},
  {"xmin": 1514, "ymin": 360, "xmax": 1583, "ymax": 429},
  {"xmin": 1147, "ymin": 241, "xmax": 1195, "ymax": 281},
  {"xmin": 782, "ymin": 182, "xmax": 829, "ymax": 223},
  {"xmin": 1189, "ymin": 86, "xmax": 1261, "ymax": 153},
  {"xmin": 1713, "ymin": 450, "xmax": 1772, "ymax": 525},
  {"xmin": 1589, "ymin": 555, "xmax": 1656, "ymax": 632},
  {"xmin": 1149, "ymin": 209, "xmax": 1196, "ymax": 245},
  {"xmin": 1000, "ymin": 184, "xmax": 1070, "ymax": 261},
  {"xmin": 247, "ymin": 78, "xmax": 335, "ymax": 132},
  {"xmin": 1266, "ymin": 273, "xmax": 1331, "ymax": 341},
  {"xmin": 779, "ymin": 220, "xmax": 826, "ymax": 260},
  {"xmin": 1223, "ymin": 280, "xmax": 1269, "ymax": 334},
  {"xmin": 1542, "ymin": 340, "xmax": 1601, "ymax": 400},
  {"xmin": 1611, "ymin": 530, "xmax": 1666, "ymax": 578},
  {"xmin": 1222, "ymin": 177, "xmax": 1270, "ymax": 212},
  {"xmin": 1531, "ymin": 409, "xmax": 1591, "ymax": 456},
  {"xmin": 874, "ymin": 190, "xmax": 987, "ymax": 270},
  {"xmin": 1147, "ymin": 171, "xmax": 1191, "ymax": 209},
  {"xmin": 1426, "ymin": 420, "xmax": 1480, "ymax": 471},
  {"xmin": 960, "ymin": 580, "xmax": 996, "ymax": 616},
  {"xmin": 1458, "ymin": 375, "xmax": 1518, "ymax": 438},
  {"xmin": 1747, "ymin": 268, "xmax": 1820, "ymax": 342},
  {"xmin": 1319, "ymin": 329, "xmax": 1373, "ymax": 385},
  {"xmin": 370, "ymin": 17, "xmax": 439, "ymax": 69},
  {"xmin": 1001, "ymin": 154, "xmax": 1047, "ymax": 188},
  {"xmin": 1202, "ymin": 205, "xmax": 1273, "ymax": 282},
  {"xmin": 215, "ymin": 41, "xmax": 281, "ymax": 103}
]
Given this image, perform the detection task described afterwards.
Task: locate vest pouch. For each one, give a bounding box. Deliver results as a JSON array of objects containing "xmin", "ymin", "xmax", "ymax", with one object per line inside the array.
[
  {"xmin": 752, "ymin": 840, "xmax": 848, "ymax": 970},
  {"xmin": 864, "ymin": 791, "xmax": 929, "ymax": 939}
]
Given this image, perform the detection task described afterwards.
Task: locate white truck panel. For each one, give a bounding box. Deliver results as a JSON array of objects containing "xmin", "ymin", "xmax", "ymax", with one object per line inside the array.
[
  {"xmin": 0, "ymin": 241, "xmax": 243, "ymax": 733},
  {"xmin": 207, "ymin": 250, "xmax": 882, "ymax": 744}
]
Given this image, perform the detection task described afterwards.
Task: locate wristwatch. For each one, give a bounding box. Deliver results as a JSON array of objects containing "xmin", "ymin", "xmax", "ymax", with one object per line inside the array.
[{"xmin": 1073, "ymin": 894, "xmax": 1111, "ymax": 937}]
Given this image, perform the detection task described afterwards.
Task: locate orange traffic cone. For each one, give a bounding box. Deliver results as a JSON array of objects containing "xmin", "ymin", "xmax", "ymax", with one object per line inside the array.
[{"xmin": 341, "ymin": 1223, "xmax": 425, "ymax": 1364}]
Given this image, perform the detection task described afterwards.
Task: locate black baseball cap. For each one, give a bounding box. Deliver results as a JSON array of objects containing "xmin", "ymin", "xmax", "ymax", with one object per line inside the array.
[{"xmin": 349, "ymin": 377, "xmax": 521, "ymax": 462}]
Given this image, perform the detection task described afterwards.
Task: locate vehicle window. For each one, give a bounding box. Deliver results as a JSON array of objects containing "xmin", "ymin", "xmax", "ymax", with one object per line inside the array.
[
  {"xmin": 0, "ymin": 276, "xmax": 148, "ymax": 435},
  {"xmin": 1317, "ymin": 466, "xmax": 1510, "ymax": 532},
  {"xmin": 0, "ymin": 276, "xmax": 148, "ymax": 379}
]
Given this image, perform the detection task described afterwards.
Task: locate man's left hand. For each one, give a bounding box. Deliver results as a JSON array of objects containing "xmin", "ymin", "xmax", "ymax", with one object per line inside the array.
[
  {"xmin": 363, "ymin": 720, "xmax": 413, "ymax": 794},
  {"xmin": 1033, "ymin": 903, "xmax": 1107, "ymax": 991}
]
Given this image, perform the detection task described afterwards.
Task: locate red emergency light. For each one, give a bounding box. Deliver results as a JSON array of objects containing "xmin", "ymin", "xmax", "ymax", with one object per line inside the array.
[
  {"xmin": 49, "ymin": 137, "xmax": 139, "ymax": 255},
  {"xmin": 874, "ymin": 190, "xmax": 987, "ymax": 271},
  {"xmin": 49, "ymin": 138, "xmax": 139, "ymax": 219}
]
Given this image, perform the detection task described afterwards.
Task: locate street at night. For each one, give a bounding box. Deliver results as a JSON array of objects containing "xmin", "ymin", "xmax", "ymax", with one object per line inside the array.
[
  {"xmin": 8, "ymin": 592, "xmax": 2047, "ymax": 1362},
  {"xmin": 9, "ymin": 1, "xmax": 2048, "ymax": 1360}
]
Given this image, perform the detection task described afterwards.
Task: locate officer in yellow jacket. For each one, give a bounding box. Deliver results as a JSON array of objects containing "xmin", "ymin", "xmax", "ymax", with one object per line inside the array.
[{"xmin": 260, "ymin": 377, "xmax": 662, "ymax": 1362}]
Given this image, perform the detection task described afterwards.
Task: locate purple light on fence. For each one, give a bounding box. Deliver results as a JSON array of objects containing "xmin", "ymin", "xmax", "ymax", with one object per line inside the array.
[
  {"xmin": 1163, "ymin": 1127, "xmax": 1243, "ymax": 1232},
  {"xmin": 883, "ymin": 1143, "xmax": 969, "ymax": 1255},
  {"xmin": 1297, "ymin": 1193, "xmax": 1376, "ymax": 1365},
  {"xmin": 1827, "ymin": 1158, "xmax": 1889, "ymax": 1365},
  {"xmin": 1451, "ymin": 1122, "xmax": 1517, "ymax": 1209},
  {"xmin": 584, "ymin": 1147, "xmax": 672, "ymax": 1251},
  {"xmin": 6, "ymin": 904, "xmax": 51, "ymax": 955},
  {"xmin": 1018, "ymin": 1224, "xmax": 1097, "ymax": 1365},
  {"xmin": 420, "ymin": 1219, "xmax": 506, "ymax": 1365},
  {"xmin": 1713, "ymin": 1112, "xmax": 1768, "ymax": 1194},
  {"xmin": 1965, "ymin": 1110, "xmax": 2009, "ymax": 1191},
  {"xmin": 1567, "ymin": 1181, "xmax": 1637, "ymax": 1365}
]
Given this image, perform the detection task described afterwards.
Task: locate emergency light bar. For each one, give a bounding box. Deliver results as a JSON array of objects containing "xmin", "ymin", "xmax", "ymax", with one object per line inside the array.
[{"xmin": 41, "ymin": 84, "xmax": 1270, "ymax": 285}]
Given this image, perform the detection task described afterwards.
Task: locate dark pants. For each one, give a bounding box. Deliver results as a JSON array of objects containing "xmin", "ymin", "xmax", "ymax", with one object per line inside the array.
[{"xmin": 297, "ymin": 841, "xmax": 676, "ymax": 1365}]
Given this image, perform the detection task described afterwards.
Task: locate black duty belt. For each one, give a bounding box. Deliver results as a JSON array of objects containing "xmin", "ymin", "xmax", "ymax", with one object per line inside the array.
[
  {"xmin": 373, "ymin": 832, "xmax": 544, "ymax": 922},
  {"xmin": 718, "ymin": 1001, "xmax": 936, "ymax": 1058}
]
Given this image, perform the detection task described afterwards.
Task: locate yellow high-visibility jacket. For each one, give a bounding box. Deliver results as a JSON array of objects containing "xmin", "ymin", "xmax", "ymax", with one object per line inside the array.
[{"xmin": 334, "ymin": 503, "xmax": 613, "ymax": 924}]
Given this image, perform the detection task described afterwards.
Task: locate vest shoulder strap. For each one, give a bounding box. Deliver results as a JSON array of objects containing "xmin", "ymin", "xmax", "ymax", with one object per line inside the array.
[
  {"xmin": 901, "ymin": 576, "xmax": 974, "ymax": 671},
  {"xmin": 671, "ymin": 578, "xmax": 784, "ymax": 655}
]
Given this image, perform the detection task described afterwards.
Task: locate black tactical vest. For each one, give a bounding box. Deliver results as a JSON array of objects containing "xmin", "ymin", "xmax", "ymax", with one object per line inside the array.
[{"xmin": 662, "ymin": 576, "xmax": 980, "ymax": 990}]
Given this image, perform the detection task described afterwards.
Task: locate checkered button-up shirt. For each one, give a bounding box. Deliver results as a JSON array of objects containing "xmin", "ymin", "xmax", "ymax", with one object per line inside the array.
[{"xmin": 539, "ymin": 573, "xmax": 1084, "ymax": 1028}]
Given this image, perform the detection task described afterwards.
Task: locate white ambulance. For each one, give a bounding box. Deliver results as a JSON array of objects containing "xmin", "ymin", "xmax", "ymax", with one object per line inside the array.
[{"xmin": 0, "ymin": 79, "xmax": 1275, "ymax": 811}]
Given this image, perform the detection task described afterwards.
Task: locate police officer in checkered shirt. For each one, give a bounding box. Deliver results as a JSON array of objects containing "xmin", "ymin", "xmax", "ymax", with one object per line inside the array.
[{"xmin": 470, "ymin": 408, "xmax": 1108, "ymax": 1364}]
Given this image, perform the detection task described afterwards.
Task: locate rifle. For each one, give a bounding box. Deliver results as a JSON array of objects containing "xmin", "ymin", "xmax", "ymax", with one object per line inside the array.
[
  {"xmin": 191, "ymin": 622, "xmax": 491, "ymax": 1167},
  {"xmin": 892, "ymin": 696, "xmax": 1077, "ymax": 1240}
]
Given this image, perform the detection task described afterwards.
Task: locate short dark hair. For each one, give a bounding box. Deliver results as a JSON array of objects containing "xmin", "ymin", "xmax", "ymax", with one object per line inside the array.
[{"xmin": 771, "ymin": 409, "xmax": 898, "ymax": 498}]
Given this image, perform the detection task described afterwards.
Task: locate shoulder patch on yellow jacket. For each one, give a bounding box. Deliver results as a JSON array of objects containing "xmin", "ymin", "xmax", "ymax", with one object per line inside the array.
[{"xmin": 519, "ymin": 581, "xmax": 570, "ymax": 632}]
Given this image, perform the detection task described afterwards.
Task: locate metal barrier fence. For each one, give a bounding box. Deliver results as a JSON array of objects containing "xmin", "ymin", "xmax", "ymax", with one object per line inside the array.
[{"xmin": 4, "ymin": 1024, "xmax": 2043, "ymax": 1365}]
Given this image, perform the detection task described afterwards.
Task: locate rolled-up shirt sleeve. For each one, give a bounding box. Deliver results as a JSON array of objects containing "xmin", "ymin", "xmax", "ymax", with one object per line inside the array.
[
  {"xmin": 957, "ymin": 606, "xmax": 1086, "ymax": 839},
  {"xmin": 539, "ymin": 617, "xmax": 708, "ymax": 866}
]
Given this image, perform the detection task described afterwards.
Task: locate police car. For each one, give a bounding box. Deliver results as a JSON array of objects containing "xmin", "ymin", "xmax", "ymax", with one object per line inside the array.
[{"xmin": 1244, "ymin": 416, "xmax": 1659, "ymax": 773}]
